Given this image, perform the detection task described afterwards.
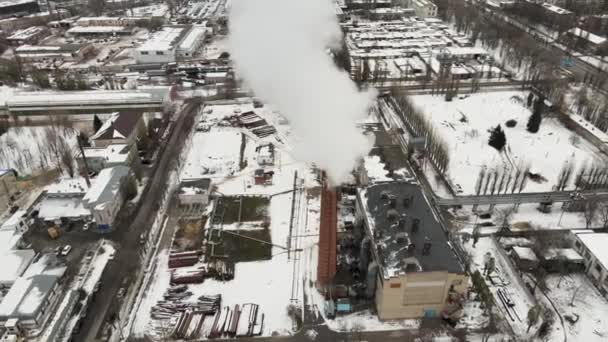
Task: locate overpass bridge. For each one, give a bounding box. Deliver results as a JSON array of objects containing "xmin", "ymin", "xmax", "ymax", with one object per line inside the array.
[
  {"xmin": 1, "ymin": 86, "xmax": 173, "ymax": 116},
  {"xmin": 433, "ymin": 190, "xmax": 608, "ymax": 207}
]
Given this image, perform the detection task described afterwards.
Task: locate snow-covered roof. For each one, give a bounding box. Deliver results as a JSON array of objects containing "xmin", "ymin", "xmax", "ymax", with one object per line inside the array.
[
  {"xmin": 44, "ymin": 177, "xmax": 89, "ymax": 196},
  {"xmin": 90, "ymin": 112, "xmax": 142, "ymax": 141},
  {"xmin": 0, "ymin": 209, "xmax": 27, "ymax": 231},
  {"xmin": 543, "ymin": 248, "xmax": 583, "ymax": 262},
  {"xmin": 512, "ymin": 246, "xmax": 538, "ymax": 262},
  {"xmin": 138, "ymin": 26, "xmax": 185, "ymax": 52},
  {"xmin": 567, "ymin": 27, "xmax": 607, "ymax": 45},
  {"xmin": 0, "ymin": 0, "xmax": 36, "ymax": 8},
  {"xmin": 83, "ymin": 166, "xmax": 130, "ymax": 207},
  {"xmin": 178, "ymin": 25, "xmax": 207, "ymax": 51},
  {"xmin": 0, "ymin": 230, "xmax": 22, "ymax": 252},
  {"xmin": 38, "ymin": 197, "xmax": 91, "ymax": 221},
  {"xmin": 81, "ymin": 144, "xmax": 130, "ymax": 163},
  {"xmin": 574, "ymin": 231, "xmax": 608, "ymax": 269},
  {"xmin": 7, "ymin": 87, "xmax": 169, "ymax": 108},
  {"xmin": 67, "ymin": 26, "xmax": 131, "ymax": 34},
  {"xmin": 0, "ymin": 273, "xmax": 64, "ymax": 320},
  {"xmin": 0, "ymin": 250, "xmax": 35, "ymax": 284},
  {"xmin": 541, "ymin": 3, "xmax": 572, "ymax": 15}
]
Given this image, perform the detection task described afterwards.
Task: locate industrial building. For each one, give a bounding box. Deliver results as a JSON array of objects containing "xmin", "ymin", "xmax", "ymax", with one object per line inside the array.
[
  {"xmin": 178, "ymin": 178, "xmax": 212, "ymax": 209},
  {"xmin": 4, "ymin": 86, "xmax": 173, "ymax": 115},
  {"xmin": 356, "ymin": 182, "xmax": 467, "ymax": 319},
  {"xmin": 14, "ymin": 43, "xmax": 96, "ymax": 62},
  {"xmin": 134, "ymin": 25, "xmax": 207, "ymax": 64}
]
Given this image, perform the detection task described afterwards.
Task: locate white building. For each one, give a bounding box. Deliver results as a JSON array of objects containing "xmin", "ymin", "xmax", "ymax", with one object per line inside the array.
[
  {"xmin": 571, "ymin": 231, "xmax": 608, "ymax": 295},
  {"xmin": 177, "ymin": 25, "xmax": 207, "ymax": 58},
  {"xmin": 135, "ymin": 25, "xmax": 206, "ymax": 64},
  {"xmin": 76, "ymin": 143, "xmax": 135, "ymax": 173},
  {"xmin": 82, "ymin": 166, "xmax": 130, "ymax": 231},
  {"xmin": 412, "ymin": 0, "xmax": 437, "ymax": 18},
  {"xmin": 178, "ymin": 179, "xmax": 211, "ymax": 208}
]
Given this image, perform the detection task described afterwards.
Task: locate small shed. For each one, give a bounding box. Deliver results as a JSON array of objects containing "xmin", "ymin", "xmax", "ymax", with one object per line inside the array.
[
  {"xmin": 542, "ymin": 248, "xmax": 585, "ymax": 273},
  {"xmin": 511, "ymin": 246, "xmax": 539, "ymax": 271},
  {"xmin": 255, "ymin": 143, "xmax": 275, "ymax": 166}
]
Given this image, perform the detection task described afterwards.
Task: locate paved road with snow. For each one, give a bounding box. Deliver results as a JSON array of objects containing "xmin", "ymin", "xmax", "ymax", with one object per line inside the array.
[{"xmin": 74, "ymin": 99, "xmax": 201, "ymax": 341}]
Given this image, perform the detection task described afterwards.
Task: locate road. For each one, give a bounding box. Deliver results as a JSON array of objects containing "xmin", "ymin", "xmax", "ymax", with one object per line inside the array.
[{"xmin": 74, "ymin": 99, "xmax": 201, "ymax": 341}]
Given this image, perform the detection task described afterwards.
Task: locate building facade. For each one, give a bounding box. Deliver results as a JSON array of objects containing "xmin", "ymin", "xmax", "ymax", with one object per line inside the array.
[{"xmin": 571, "ymin": 230, "xmax": 608, "ymax": 294}]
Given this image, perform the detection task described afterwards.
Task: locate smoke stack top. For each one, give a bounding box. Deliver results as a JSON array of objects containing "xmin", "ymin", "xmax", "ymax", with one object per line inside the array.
[{"xmin": 229, "ymin": 0, "xmax": 375, "ymax": 184}]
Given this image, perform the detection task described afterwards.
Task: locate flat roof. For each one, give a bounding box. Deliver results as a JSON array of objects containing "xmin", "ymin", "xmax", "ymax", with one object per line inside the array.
[
  {"xmin": 81, "ymin": 144, "xmax": 130, "ymax": 163},
  {"xmin": 179, "ymin": 25, "xmax": 206, "ymax": 50},
  {"xmin": 6, "ymin": 26, "xmax": 46, "ymax": 40},
  {"xmin": 0, "ymin": 273, "xmax": 64, "ymax": 320},
  {"xmin": 568, "ymin": 27, "xmax": 607, "ymax": 45},
  {"xmin": 7, "ymin": 87, "xmax": 169, "ymax": 108},
  {"xmin": 44, "ymin": 177, "xmax": 88, "ymax": 196},
  {"xmin": 359, "ymin": 182, "xmax": 463, "ymax": 279},
  {"xmin": 512, "ymin": 246, "xmax": 538, "ymax": 262},
  {"xmin": 574, "ymin": 232, "xmax": 608, "ymax": 270},
  {"xmin": 67, "ymin": 26, "xmax": 131, "ymax": 34},
  {"xmin": 83, "ymin": 166, "xmax": 130, "ymax": 207},
  {"xmin": 0, "ymin": 250, "xmax": 35, "ymax": 284},
  {"xmin": 0, "ymin": 230, "xmax": 22, "ymax": 252},
  {"xmin": 38, "ymin": 197, "xmax": 91, "ymax": 221},
  {"xmin": 0, "ymin": 0, "xmax": 36, "ymax": 8},
  {"xmin": 138, "ymin": 26, "xmax": 185, "ymax": 52}
]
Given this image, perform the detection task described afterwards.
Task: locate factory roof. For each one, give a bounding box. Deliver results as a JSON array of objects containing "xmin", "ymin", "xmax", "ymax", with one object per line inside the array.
[
  {"xmin": 358, "ymin": 182, "xmax": 463, "ymax": 279},
  {"xmin": 138, "ymin": 26, "xmax": 185, "ymax": 52}
]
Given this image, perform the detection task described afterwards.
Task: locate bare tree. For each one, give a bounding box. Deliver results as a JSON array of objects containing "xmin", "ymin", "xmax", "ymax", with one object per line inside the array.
[
  {"xmin": 583, "ymin": 200, "xmax": 598, "ymax": 228},
  {"xmin": 600, "ymin": 203, "xmax": 608, "ymax": 229}
]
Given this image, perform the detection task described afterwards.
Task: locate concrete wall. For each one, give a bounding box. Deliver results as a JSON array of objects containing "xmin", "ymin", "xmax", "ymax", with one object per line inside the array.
[{"xmin": 376, "ymin": 271, "xmax": 467, "ymax": 320}]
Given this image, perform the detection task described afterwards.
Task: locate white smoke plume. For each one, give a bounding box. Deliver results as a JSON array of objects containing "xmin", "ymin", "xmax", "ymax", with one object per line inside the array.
[{"xmin": 229, "ymin": 0, "xmax": 375, "ymax": 184}]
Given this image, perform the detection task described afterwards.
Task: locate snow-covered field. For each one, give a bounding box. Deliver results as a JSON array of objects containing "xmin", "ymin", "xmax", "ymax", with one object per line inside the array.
[
  {"xmin": 0, "ymin": 126, "xmax": 77, "ymax": 175},
  {"xmin": 411, "ymin": 91, "xmax": 607, "ymax": 195}
]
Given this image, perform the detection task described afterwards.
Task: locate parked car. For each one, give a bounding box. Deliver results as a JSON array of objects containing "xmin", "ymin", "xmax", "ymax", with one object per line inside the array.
[{"xmin": 61, "ymin": 245, "xmax": 72, "ymax": 256}]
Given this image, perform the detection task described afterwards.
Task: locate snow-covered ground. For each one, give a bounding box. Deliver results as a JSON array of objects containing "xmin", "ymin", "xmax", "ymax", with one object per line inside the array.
[
  {"xmin": 411, "ymin": 91, "xmax": 607, "ymax": 195},
  {"xmin": 542, "ymin": 273, "xmax": 608, "ymax": 341},
  {"xmin": 325, "ymin": 310, "xmax": 420, "ymax": 332},
  {"xmin": 0, "ymin": 126, "xmax": 77, "ymax": 175}
]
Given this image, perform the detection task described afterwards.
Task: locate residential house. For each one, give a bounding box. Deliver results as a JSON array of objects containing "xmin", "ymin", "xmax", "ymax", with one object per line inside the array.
[
  {"xmin": 90, "ymin": 112, "xmax": 145, "ymax": 148},
  {"xmin": 82, "ymin": 166, "xmax": 130, "ymax": 231},
  {"xmin": 356, "ymin": 182, "xmax": 467, "ymax": 319}
]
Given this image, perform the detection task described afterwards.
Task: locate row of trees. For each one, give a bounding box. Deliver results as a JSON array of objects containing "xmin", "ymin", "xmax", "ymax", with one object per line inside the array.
[
  {"xmin": 391, "ymin": 94, "xmax": 450, "ymax": 174},
  {"xmin": 473, "ymin": 165, "xmax": 529, "ymax": 196}
]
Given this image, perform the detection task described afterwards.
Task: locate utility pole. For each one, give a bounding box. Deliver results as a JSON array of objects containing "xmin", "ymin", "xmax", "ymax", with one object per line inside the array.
[{"xmin": 77, "ymin": 134, "xmax": 91, "ymax": 187}]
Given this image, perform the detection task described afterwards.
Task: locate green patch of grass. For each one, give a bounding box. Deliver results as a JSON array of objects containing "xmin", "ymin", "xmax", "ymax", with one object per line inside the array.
[
  {"xmin": 220, "ymin": 196, "xmax": 270, "ymax": 224},
  {"xmin": 213, "ymin": 229, "xmax": 272, "ymax": 263}
]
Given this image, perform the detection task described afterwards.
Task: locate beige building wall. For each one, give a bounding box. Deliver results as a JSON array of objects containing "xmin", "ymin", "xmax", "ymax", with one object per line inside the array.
[{"xmin": 376, "ymin": 271, "xmax": 468, "ymax": 320}]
